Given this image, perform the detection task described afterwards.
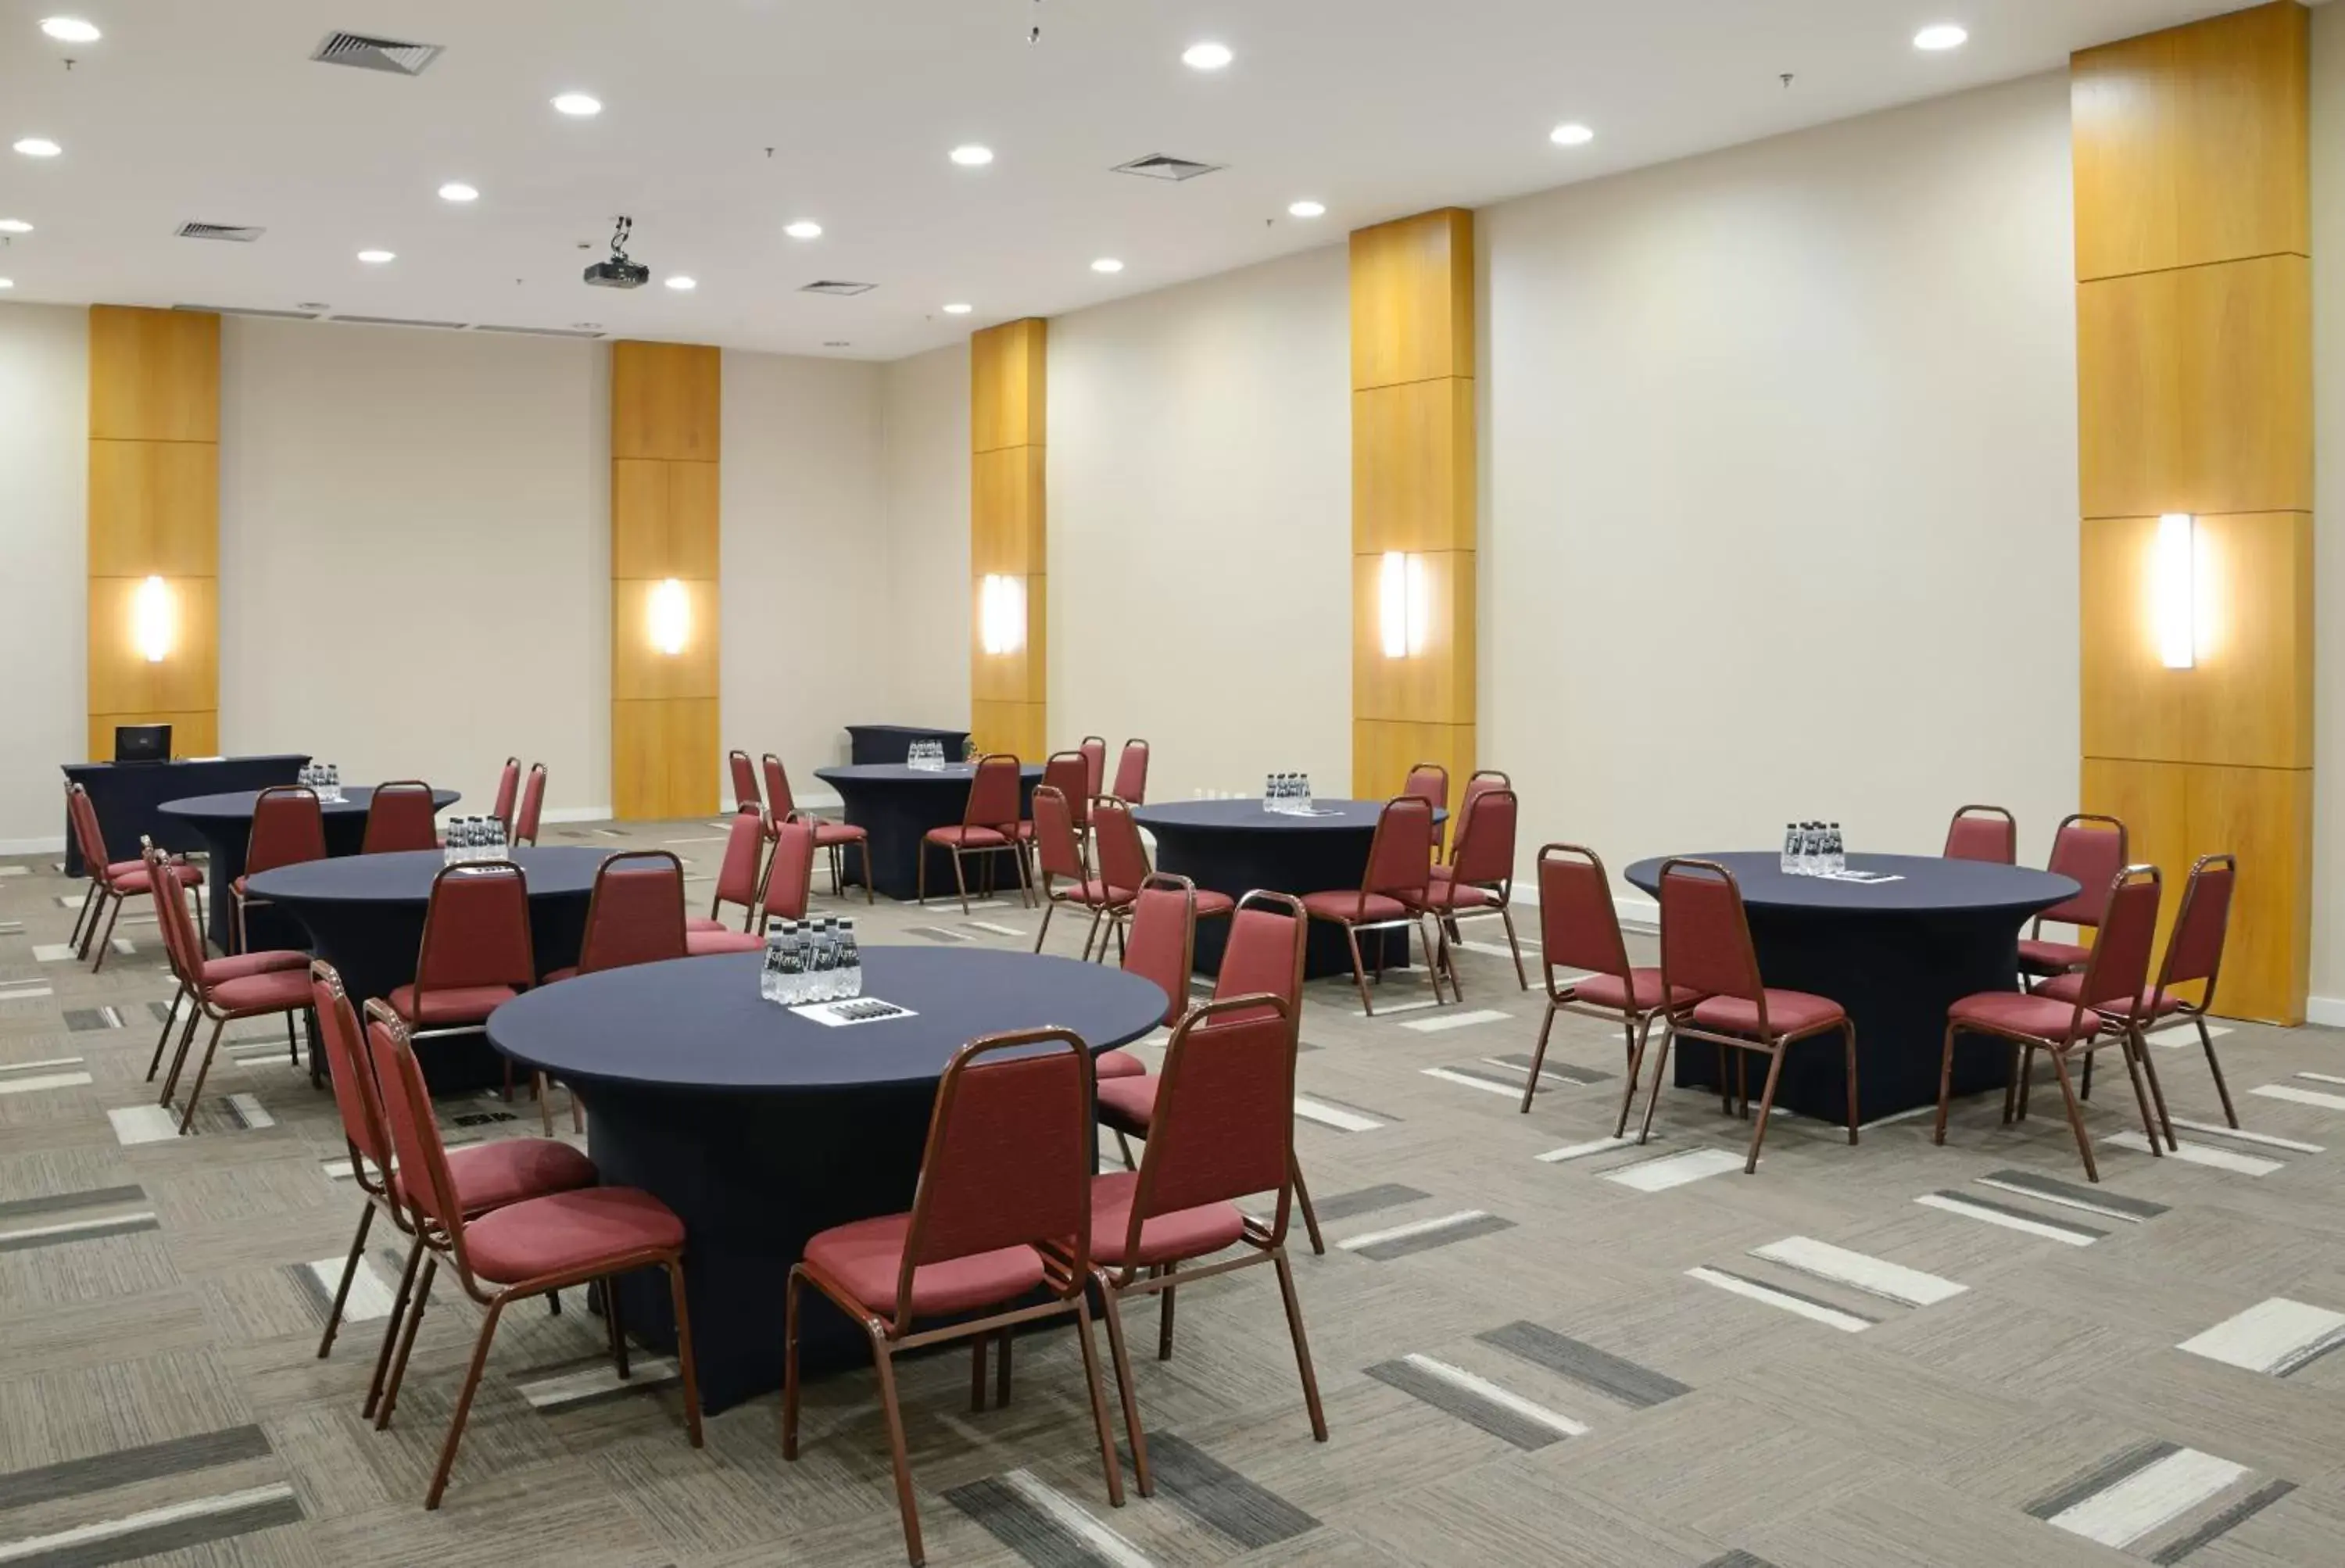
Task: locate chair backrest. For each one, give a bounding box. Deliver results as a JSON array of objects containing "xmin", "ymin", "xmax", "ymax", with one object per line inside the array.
[
  {"xmin": 491, "ymin": 758, "xmax": 521, "ymax": 832},
  {"xmin": 757, "ymin": 816, "xmax": 816, "ymax": 928},
  {"xmin": 1124, "ymin": 874, "xmax": 1196, "ymax": 1027},
  {"xmin": 1403, "ymin": 763, "xmax": 1449, "ymax": 811},
  {"xmin": 1448, "ymin": 786, "xmax": 1517, "ymax": 888},
  {"xmin": 66, "ymin": 784, "xmax": 111, "ymax": 881},
  {"xmin": 2040, "ymin": 813, "xmax": 2127, "ymax": 926},
  {"xmin": 1031, "ymin": 786, "xmax": 1087, "ymax": 884},
  {"xmin": 1092, "ymin": 797, "xmax": 1152, "ymax": 895},
  {"xmin": 312, "ymin": 961, "xmax": 394, "ymax": 1194},
  {"xmin": 964, "ymin": 754, "xmax": 1023, "ymax": 830},
  {"xmin": 514, "ymin": 764, "xmax": 548, "ymax": 846},
  {"xmin": 363, "ymin": 1001, "xmax": 470, "ymax": 1239},
  {"xmin": 247, "ymin": 786, "xmax": 328, "ymax": 877},
  {"xmin": 1212, "ymin": 890, "xmax": 1306, "ymax": 1030},
  {"xmin": 362, "ymin": 780, "xmax": 440, "ymax": 854},
  {"xmin": 576, "ymin": 851, "xmax": 689, "ymax": 973},
  {"xmin": 2075, "ymin": 866, "xmax": 2163, "ymax": 1020},
  {"xmin": 1122, "ymin": 997, "xmax": 1298, "ymax": 1256},
  {"xmin": 416, "ymin": 861, "xmax": 535, "ymax": 992},
  {"xmin": 1079, "ymin": 737, "xmax": 1107, "ymax": 799},
  {"xmin": 1459, "ymin": 768, "xmax": 1509, "ymax": 823},
  {"xmin": 898, "ymin": 1031, "xmax": 1094, "ymax": 1320},
  {"xmin": 729, "ymin": 750, "xmax": 761, "ymax": 809},
  {"xmin": 1042, "ymin": 752, "xmax": 1091, "ymax": 832},
  {"xmin": 1112, "ymin": 739, "xmax": 1150, "ymax": 804},
  {"xmin": 1537, "ymin": 843, "xmax": 1634, "ymax": 985},
  {"xmin": 1359, "ymin": 795, "xmax": 1436, "ymax": 906},
  {"xmin": 1943, "ymin": 804, "xmax": 2017, "ymax": 865},
  {"xmin": 1657, "ymin": 858, "xmax": 1765, "ymax": 1021},
  {"xmin": 761, "ymin": 754, "xmax": 799, "ymax": 818},
  {"xmin": 710, "ymin": 807, "xmax": 768, "ymax": 922},
  {"xmin": 140, "ymin": 839, "xmax": 203, "ymax": 989},
  {"xmin": 2159, "ymin": 853, "xmax": 2236, "ymax": 998}
]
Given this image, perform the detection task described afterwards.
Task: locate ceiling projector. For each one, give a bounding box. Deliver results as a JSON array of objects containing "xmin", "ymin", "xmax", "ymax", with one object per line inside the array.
[{"xmin": 585, "ymin": 215, "xmax": 650, "ymax": 288}]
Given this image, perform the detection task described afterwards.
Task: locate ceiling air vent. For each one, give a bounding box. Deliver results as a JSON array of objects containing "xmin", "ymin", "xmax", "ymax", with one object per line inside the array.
[
  {"xmin": 800, "ymin": 280, "xmax": 877, "ymax": 296},
  {"xmin": 474, "ymin": 323, "xmax": 608, "ymax": 338},
  {"xmin": 1112, "ymin": 153, "xmax": 1223, "ymax": 182},
  {"xmin": 310, "ymin": 31, "xmax": 443, "ymax": 76},
  {"xmin": 176, "ymin": 221, "xmax": 265, "ymax": 242},
  {"xmin": 173, "ymin": 304, "xmax": 323, "ymax": 320},
  {"xmin": 329, "ymin": 314, "xmax": 467, "ymax": 330}
]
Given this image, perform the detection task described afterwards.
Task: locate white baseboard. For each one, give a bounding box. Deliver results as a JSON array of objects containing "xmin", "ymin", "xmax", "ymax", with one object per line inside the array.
[
  {"xmin": 0, "ymin": 835, "xmax": 66, "ymax": 857},
  {"xmin": 2304, "ymin": 997, "xmax": 2345, "ymax": 1029}
]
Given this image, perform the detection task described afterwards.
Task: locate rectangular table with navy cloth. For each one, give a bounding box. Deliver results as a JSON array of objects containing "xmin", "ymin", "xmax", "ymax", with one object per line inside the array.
[
  {"xmin": 844, "ymin": 725, "xmax": 972, "ymax": 766},
  {"xmin": 61, "ymin": 755, "xmax": 308, "ymax": 877}
]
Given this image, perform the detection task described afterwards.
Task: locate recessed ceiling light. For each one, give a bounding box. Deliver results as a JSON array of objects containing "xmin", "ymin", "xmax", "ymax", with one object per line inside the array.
[
  {"xmin": 13, "ymin": 138, "xmax": 61, "ymax": 158},
  {"xmin": 356, "ymin": 249, "xmax": 395, "ymax": 264},
  {"xmin": 784, "ymin": 220, "xmax": 822, "ymax": 240},
  {"xmin": 1288, "ymin": 200, "xmax": 1326, "ymax": 219},
  {"xmin": 552, "ymin": 91, "xmax": 603, "ymax": 117},
  {"xmin": 39, "ymin": 16, "xmax": 100, "ymax": 43},
  {"xmin": 665, "ymin": 274, "xmax": 696, "ymax": 291},
  {"xmin": 1182, "ymin": 41, "xmax": 1233, "ymax": 70},
  {"xmin": 1549, "ymin": 123, "xmax": 1595, "ymax": 147},
  {"xmin": 1914, "ymin": 23, "xmax": 1967, "ymax": 52},
  {"xmin": 0, "ymin": 218, "xmax": 30, "ymax": 234},
  {"xmin": 943, "ymin": 303, "xmax": 972, "ymax": 315},
  {"xmin": 1090, "ymin": 257, "xmax": 1124, "ymax": 274},
  {"xmin": 951, "ymin": 144, "xmax": 994, "ymax": 166},
  {"xmin": 438, "ymin": 182, "xmax": 479, "ymax": 203}
]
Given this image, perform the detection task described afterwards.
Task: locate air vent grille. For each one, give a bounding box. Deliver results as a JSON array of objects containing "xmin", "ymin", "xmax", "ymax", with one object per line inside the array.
[
  {"xmin": 1112, "ymin": 153, "xmax": 1223, "ymax": 182},
  {"xmin": 173, "ymin": 304, "xmax": 322, "ymax": 320},
  {"xmin": 800, "ymin": 280, "xmax": 878, "ymax": 296},
  {"xmin": 311, "ymin": 31, "xmax": 443, "ymax": 76},
  {"xmin": 176, "ymin": 222, "xmax": 265, "ymax": 242},
  {"xmin": 329, "ymin": 314, "xmax": 467, "ymax": 331},
  {"xmin": 474, "ymin": 323, "xmax": 608, "ymax": 338}
]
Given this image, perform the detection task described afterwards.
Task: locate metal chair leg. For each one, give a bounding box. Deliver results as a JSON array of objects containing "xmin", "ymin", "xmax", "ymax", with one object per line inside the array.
[
  {"xmin": 316, "ymin": 1203, "xmax": 375, "ymax": 1359},
  {"xmin": 1522, "ymin": 998, "xmax": 1560, "ymax": 1113},
  {"xmin": 424, "ymin": 1294, "xmax": 508, "ymax": 1509},
  {"xmin": 2196, "ymin": 1014, "xmax": 2239, "ymax": 1129},
  {"xmin": 1098, "ymin": 1285, "xmax": 1151, "ymax": 1496},
  {"xmin": 2047, "ymin": 1048, "xmax": 2100, "ymax": 1183},
  {"xmin": 1290, "ymin": 1157, "xmax": 1326, "ymax": 1256},
  {"xmin": 1273, "ymin": 1247, "xmax": 1330, "ymax": 1442}
]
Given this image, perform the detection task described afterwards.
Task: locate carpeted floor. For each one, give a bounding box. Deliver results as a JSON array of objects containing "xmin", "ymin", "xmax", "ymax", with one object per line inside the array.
[{"xmin": 3, "ymin": 818, "xmax": 2343, "ymax": 1566}]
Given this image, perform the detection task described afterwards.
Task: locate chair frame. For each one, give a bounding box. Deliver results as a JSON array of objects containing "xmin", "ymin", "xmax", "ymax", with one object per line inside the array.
[
  {"xmin": 490, "ymin": 757, "xmax": 521, "ymax": 836},
  {"xmin": 233, "ymin": 784, "xmax": 325, "ymax": 955},
  {"xmin": 2021, "ymin": 812, "xmax": 2128, "ymax": 984},
  {"xmin": 1416, "ymin": 785, "xmax": 1529, "ymax": 995},
  {"xmin": 1942, "ymin": 803, "xmax": 2018, "ymax": 865},
  {"xmin": 703, "ymin": 805, "xmax": 771, "ymax": 932},
  {"xmin": 1080, "ymin": 797, "xmax": 1162, "ymax": 963},
  {"xmin": 1030, "ymin": 785, "xmax": 1126, "ymax": 954},
  {"xmin": 512, "ymin": 762, "xmax": 548, "ymax": 847},
  {"xmin": 66, "ymin": 782, "xmax": 202, "ymax": 971},
  {"xmin": 2152, "ymin": 853, "xmax": 2239, "ymax": 1129},
  {"xmin": 404, "ymin": 860, "xmax": 534, "ymax": 1047},
  {"xmin": 729, "ymin": 749, "xmax": 761, "ymax": 811},
  {"xmin": 915, "ymin": 753, "xmax": 1032, "ymax": 914},
  {"xmin": 145, "ymin": 841, "xmax": 310, "ymax": 1133},
  {"xmin": 1110, "ymin": 737, "xmax": 1151, "ymax": 805},
  {"xmin": 529, "ymin": 850, "xmax": 687, "ymax": 1131},
  {"xmin": 768, "ymin": 752, "xmax": 876, "ymax": 904},
  {"xmin": 1303, "ymin": 795, "xmax": 1448, "ymax": 1017},
  {"xmin": 362, "ymin": 779, "xmax": 441, "ymax": 855},
  {"xmin": 1515, "ymin": 844, "xmax": 1699, "ymax": 1119}
]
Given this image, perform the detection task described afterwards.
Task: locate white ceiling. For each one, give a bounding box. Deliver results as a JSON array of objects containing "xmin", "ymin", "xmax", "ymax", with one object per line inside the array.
[{"xmin": 0, "ymin": 0, "xmax": 2254, "ymax": 360}]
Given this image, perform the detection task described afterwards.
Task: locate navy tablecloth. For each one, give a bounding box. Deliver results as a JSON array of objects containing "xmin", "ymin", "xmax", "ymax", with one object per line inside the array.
[{"xmin": 159, "ymin": 787, "xmax": 459, "ymax": 954}]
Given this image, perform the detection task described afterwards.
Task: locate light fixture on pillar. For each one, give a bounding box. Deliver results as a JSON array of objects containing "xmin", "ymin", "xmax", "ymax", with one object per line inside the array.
[
  {"xmin": 132, "ymin": 575, "xmax": 174, "ymax": 663},
  {"xmin": 649, "ymin": 578, "xmax": 690, "ymax": 656},
  {"xmin": 1379, "ymin": 551, "xmax": 1430, "ymax": 657},
  {"xmin": 980, "ymin": 574, "xmax": 1027, "ymax": 655},
  {"xmin": 2154, "ymin": 513, "xmax": 2198, "ymax": 669}
]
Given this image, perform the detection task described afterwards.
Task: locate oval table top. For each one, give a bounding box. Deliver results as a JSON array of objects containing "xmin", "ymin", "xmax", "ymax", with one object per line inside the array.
[
  {"xmin": 815, "ymin": 762, "xmax": 1045, "ymax": 786},
  {"xmin": 488, "ymin": 947, "xmax": 1168, "ymax": 1093},
  {"xmin": 244, "ymin": 845, "xmax": 609, "ymax": 906},
  {"xmin": 1133, "ymin": 798, "xmax": 1447, "ymax": 835},
  {"xmin": 1621, "ymin": 850, "xmax": 2078, "ymax": 916},
  {"xmin": 159, "ymin": 786, "xmax": 460, "ymax": 823}
]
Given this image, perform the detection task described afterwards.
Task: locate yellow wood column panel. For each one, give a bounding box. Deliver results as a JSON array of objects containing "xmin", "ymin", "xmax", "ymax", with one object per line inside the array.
[
  {"xmin": 87, "ymin": 306, "xmax": 218, "ymax": 760},
  {"xmin": 610, "ymin": 342, "xmax": 721, "ymax": 818},
  {"xmin": 971, "ymin": 320, "xmax": 1047, "ymax": 759},
  {"xmin": 2072, "ymin": 2, "xmax": 2311, "ymax": 1023},
  {"xmin": 1352, "ymin": 210, "xmax": 1476, "ymax": 801}
]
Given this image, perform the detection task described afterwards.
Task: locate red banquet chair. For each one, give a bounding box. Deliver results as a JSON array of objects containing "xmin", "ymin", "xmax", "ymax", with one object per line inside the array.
[
  {"xmin": 691, "ymin": 806, "xmax": 768, "ymax": 936},
  {"xmin": 1514, "ymin": 843, "xmax": 1705, "ymax": 1121},
  {"xmin": 766, "ymin": 753, "xmax": 872, "ymax": 904},
  {"xmin": 1112, "ymin": 739, "xmax": 1150, "ymax": 804},
  {"xmin": 537, "ymin": 850, "xmax": 689, "ymax": 1129},
  {"xmin": 362, "ymin": 779, "xmax": 441, "ymax": 854},
  {"xmin": 729, "ymin": 749, "xmax": 761, "ymax": 811},
  {"xmin": 1016, "ymin": 751, "xmax": 1094, "ymax": 886},
  {"xmin": 1408, "ymin": 784, "xmax": 1528, "ymax": 994},
  {"xmin": 782, "ymin": 1029, "xmax": 1124, "ymax": 1567},
  {"xmin": 66, "ymin": 782, "xmax": 203, "ymax": 972},
  {"xmin": 1092, "ymin": 872, "xmax": 1195, "ymax": 1087},
  {"xmin": 1634, "ymin": 857, "xmax": 1858, "ymax": 1173},
  {"xmin": 1301, "ymin": 795, "xmax": 1444, "ymax": 1016},
  {"xmin": 918, "ymin": 752, "xmax": 1029, "ymax": 913},
  {"xmin": 2018, "ymin": 813, "xmax": 2128, "ymax": 983},
  {"xmin": 1030, "ymin": 785, "xmax": 1132, "ymax": 957},
  {"xmin": 364, "ymin": 1001, "xmax": 702, "ymax": 1508},
  {"xmin": 232, "ymin": 785, "xmax": 326, "ymax": 954},
  {"xmin": 1936, "ymin": 865, "xmax": 2167, "ymax": 1182},
  {"xmin": 1943, "ymin": 804, "xmax": 2017, "ymax": 865},
  {"xmin": 383, "ymin": 861, "xmax": 535, "ymax": 1054},
  {"xmin": 1405, "ymin": 761, "xmax": 1450, "ymax": 855},
  {"xmin": 1087, "ymin": 797, "xmax": 1233, "ymax": 962},
  {"xmin": 1079, "ymin": 736, "xmax": 1108, "ymax": 800},
  {"xmin": 489, "ymin": 757, "xmax": 521, "ymax": 836},
  {"xmin": 145, "ymin": 842, "xmax": 310, "ymax": 1133},
  {"xmin": 692, "ymin": 816, "xmax": 816, "ymax": 955},
  {"xmin": 306, "ymin": 961, "xmax": 594, "ymax": 1419},
  {"xmin": 512, "ymin": 763, "xmax": 548, "ymax": 847}
]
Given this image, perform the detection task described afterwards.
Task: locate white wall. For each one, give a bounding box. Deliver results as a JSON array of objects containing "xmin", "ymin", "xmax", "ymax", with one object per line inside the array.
[
  {"xmin": 0, "ymin": 303, "xmax": 88, "ymax": 849},
  {"xmin": 218, "ymin": 319, "xmax": 610, "ymax": 815},
  {"xmin": 2309, "ymin": 0, "xmax": 2344, "ymax": 1011},
  {"xmin": 878, "ymin": 342, "xmax": 972, "ymax": 733},
  {"xmin": 1482, "ymin": 72, "xmax": 2082, "ymax": 904},
  {"xmin": 1047, "ymin": 245, "xmax": 1354, "ymax": 799}
]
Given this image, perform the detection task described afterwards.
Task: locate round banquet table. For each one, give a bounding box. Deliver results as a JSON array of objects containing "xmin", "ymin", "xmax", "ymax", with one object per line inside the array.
[
  {"xmin": 1620, "ymin": 851, "xmax": 2078, "ymax": 1123},
  {"xmin": 1132, "ymin": 798, "xmax": 1448, "ymax": 980},
  {"xmin": 159, "ymin": 786, "xmax": 459, "ymax": 954},
  {"xmin": 814, "ymin": 762, "xmax": 1043, "ymax": 901},
  {"xmin": 488, "ymin": 946, "xmax": 1168, "ymax": 1412}
]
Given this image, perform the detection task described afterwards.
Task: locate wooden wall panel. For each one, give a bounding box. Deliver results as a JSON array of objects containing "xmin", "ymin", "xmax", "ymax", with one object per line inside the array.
[
  {"xmin": 1353, "ymin": 380, "xmax": 1475, "ymax": 554},
  {"xmin": 88, "ymin": 711, "xmax": 217, "ymax": 763},
  {"xmin": 971, "ymin": 319, "xmax": 1047, "ymax": 454},
  {"xmin": 611, "ymin": 578, "xmax": 720, "ymax": 702},
  {"xmin": 1350, "ymin": 550, "xmax": 1473, "ymax": 725},
  {"xmin": 613, "ymin": 698, "xmax": 720, "ymax": 822},
  {"xmin": 971, "ymin": 320, "xmax": 1047, "ymax": 758},
  {"xmin": 2072, "ymin": 1, "xmax": 2309, "ymax": 281},
  {"xmin": 611, "ymin": 459, "xmax": 721, "ymax": 580},
  {"xmin": 1350, "ymin": 210, "xmax": 1476, "ymax": 390},
  {"xmin": 88, "ymin": 441, "xmax": 219, "ymax": 578},
  {"xmin": 87, "ymin": 575, "xmax": 218, "ymax": 717},
  {"xmin": 972, "ymin": 447, "xmax": 1047, "ymax": 575},
  {"xmin": 610, "ymin": 342, "xmax": 721, "ymax": 463},
  {"xmin": 1353, "ymin": 720, "xmax": 1477, "ymax": 806},
  {"xmin": 971, "ymin": 700, "xmax": 1046, "ymax": 764},
  {"xmin": 88, "ymin": 306, "xmax": 218, "ymax": 442}
]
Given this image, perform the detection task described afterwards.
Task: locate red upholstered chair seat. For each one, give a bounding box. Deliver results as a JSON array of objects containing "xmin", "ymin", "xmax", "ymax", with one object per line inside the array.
[
  {"xmin": 209, "ymin": 968, "xmax": 317, "ymax": 1015},
  {"xmin": 800, "ymin": 1212, "xmax": 1045, "ymax": 1319},
  {"xmin": 686, "ymin": 929, "xmax": 764, "ymax": 957},
  {"xmin": 2017, "ymin": 937, "xmax": 2091, "ymax": 976},
  {"xmin": 1406, "ymin": 882, "xmax": 1498, "ymax": 913},
  {"xmin": 686, "ymin": 915, "xmax": 731, "ymax": 934},
  {"xmin": 385, "ymin": 983, "xmax": 519, "ymax": 1027},
  {"xmin": 1689, "ymin": 990, "xmax": 1845, "ymax": 1039},
  {"xmin": 1095, "ymin": 1049, "xmax": 1147, "ymax": 1079},
  {"xmin": 201, "ymin": 950, "xmax": 308, "ymax": 984},
  {"xmin": 2030, "ymin": 972, "xmax": 2185, "ymax": 1018},
  {"xmin": 1191, "ymin": 890, "xmax": 1235, "ymax": 919},
  {"xmin": 436, "ymin": 1138, "xmax": 597, "ymax": 1215},
  {"xmin": 461, "ymin": 1187, "xmax": 686, "ymax": 1286},
  {"xmin": 1299, "ymin": 890, "xmax": 1408, "ymax": 925},
  {"xmin": 1059, "ymin": 879, "xmax": 1136, "ymax": 908},
  {"xmin": 925, "ymin": 825, "xmax": 1009, "ymax": 850},
  {"xmin": 110, "ymin": 857, "xmax": 202, "ymax": 890},
  {"xmin": 1088, "ymin": 1170, "xmax": 1245, "ymax": 1269},
  {"xmin": 1094, "ymin": 1072, "xmax": 1158, "ymax": 1133},
  {"xmin": 811, "ymin": 821, "xmax": 867, "ymax": 846},
  {"xmin": 1948, "ymin": 991, "xmax": 2105, "ymax": 1043},
  {"xmin": 1570, "ymin": 968, "xmax": 1699, "ymax": 1015}
]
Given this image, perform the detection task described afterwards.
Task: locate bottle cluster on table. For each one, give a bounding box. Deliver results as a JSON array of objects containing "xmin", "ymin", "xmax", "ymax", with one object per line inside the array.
[
  {"xmin": 1264, "ymin": 772, "xmax": 1315, "ymax": 814},
  {"xmin": 762, "ymin": 917, "xmax": 862, "ymax": 1005},
  {"xmin": 444, "ymin": 815, "xmax": 512, "ymax": 865},
  {"xmin": 1780, "ymin": 821, "xmax": 1846, "ymax": 876},
  {"xmin": 299, "ymin": 761, "xmax": 343, "ymax": 802},
  {"xmin": 907, "ymin": 740, "xmax": 947, "ymax": 771}
]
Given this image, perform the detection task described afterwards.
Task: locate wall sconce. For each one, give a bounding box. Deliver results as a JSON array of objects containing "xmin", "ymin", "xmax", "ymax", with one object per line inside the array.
[
  {"xmin": 649, "ymin": 578, "xmax": 690, "ymax": 656},
  {"xmin": 1379, "ymin": 551, "xmax": 1430, "ymax": 658},
  {"xmin": 979, "ymin": 573, "xmax": 1026, "ymax": 656},
  {"xmin": 2154, "ymin": 513, "xmax": 2201, "ymax": 669},
  {"xmin": 132, "ymin": 575, "xmax": 174, "ymax": 663}
]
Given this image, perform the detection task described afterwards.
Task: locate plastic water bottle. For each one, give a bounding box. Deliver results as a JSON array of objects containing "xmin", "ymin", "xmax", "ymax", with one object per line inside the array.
[
  {"xmin": 1828, "ymin": 823, "xmax": 1845, "ymax": 877},
  {"xmin": 838, "ymin": 918, "xmax": 861, "ymax": 998},
  {"xmin": 775, "ymin": 921, "xmax": 804, "ymax": 1004},
  {"xmin": 761, "ymin": 926, "xmax": 784, "ymax": 1002},
  {"xmin": 1804, "ymin": 822, "xmax": 1824, "ymax": 875}
]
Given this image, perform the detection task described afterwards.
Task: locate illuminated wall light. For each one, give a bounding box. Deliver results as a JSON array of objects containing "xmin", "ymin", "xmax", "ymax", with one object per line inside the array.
[
  {"xmin": 649, "ymin": 578, "xmax": 690, "ymax": 656},
  {"xmin": 132, "ymin": 575, "xmax": 174, "ymax": 663},
  {"xmin": 979, "ymin": 574, "xmax": 1027, "ymax": 656},
  {"xmin": 1379, "ymin": 551, "xmax": 1431, "ymax": 657},
  {"xmin": 2153, "ymin": 513, "xmax": 2199, "ymax": 669}
]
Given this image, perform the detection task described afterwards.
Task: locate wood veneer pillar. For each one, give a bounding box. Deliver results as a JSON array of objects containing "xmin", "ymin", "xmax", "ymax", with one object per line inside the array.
[
  {"xmin": 2072, "ymin": 0, "xmax": 2312, "ymax": 1022},
  {"xmin": 969, "ymin": 319, "xmax": 1047, "ymax": 760}
]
